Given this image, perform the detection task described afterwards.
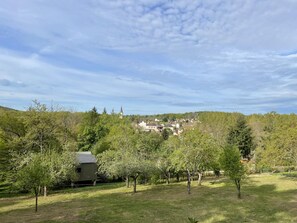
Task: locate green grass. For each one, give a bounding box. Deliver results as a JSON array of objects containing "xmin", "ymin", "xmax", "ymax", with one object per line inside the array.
[{"xmin": 0, "ymin": 174, "xmax": 296, "ymax": 223}]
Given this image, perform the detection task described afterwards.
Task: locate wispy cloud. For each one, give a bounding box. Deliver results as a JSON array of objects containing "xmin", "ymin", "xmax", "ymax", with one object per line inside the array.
[{"xmin": 0, "ymin": 0, "xmax": 297, "ymax": 114}]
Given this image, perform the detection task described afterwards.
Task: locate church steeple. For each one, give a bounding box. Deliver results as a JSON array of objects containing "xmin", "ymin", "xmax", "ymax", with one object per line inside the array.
[{"xmin": 119, "ymin": 106, "xmax": 123, "ymax": 119}]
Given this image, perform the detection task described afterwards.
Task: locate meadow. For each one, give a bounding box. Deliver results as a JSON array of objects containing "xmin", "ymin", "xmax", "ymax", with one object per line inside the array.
[{"xmin": 0, "ymin": 174, "xmax": 296, "ymax": 223}]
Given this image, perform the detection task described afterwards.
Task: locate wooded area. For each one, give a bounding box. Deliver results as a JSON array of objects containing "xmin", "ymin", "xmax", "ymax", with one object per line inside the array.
[{"xmin": 1, "ymin": 102, "xmax": 297, "ymax": 211}]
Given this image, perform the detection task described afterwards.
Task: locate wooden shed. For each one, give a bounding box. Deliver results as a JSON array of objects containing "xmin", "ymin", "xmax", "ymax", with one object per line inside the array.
[{"xmin": 75, "ymin": 152, "xmax": 97, "ymax": 185}]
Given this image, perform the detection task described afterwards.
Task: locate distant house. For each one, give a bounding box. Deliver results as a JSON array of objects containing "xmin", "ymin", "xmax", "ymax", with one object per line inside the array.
[
  {"xmin": 138, "ymin": 120, "xmax": 184, "ymax": 135},
  {"xmin": 138, "ymin": 121, "xmax": 162, "ymax": 132},
  {"xmin": 75, "ymin": 152, "xmax": 97, "ymax": 186},
  {"xmin": 147, "ymin": 123, "xmax": 163, "ymax": 132},
  {"xmin": 138, "ymin": 121, "xmax": 147, "ymax": 128}
]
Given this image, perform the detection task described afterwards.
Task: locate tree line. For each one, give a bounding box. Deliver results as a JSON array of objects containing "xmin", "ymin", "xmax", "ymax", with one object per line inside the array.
[{"xmin": 1, "ymin": 102, "xmax": 297, "ymax": 211}]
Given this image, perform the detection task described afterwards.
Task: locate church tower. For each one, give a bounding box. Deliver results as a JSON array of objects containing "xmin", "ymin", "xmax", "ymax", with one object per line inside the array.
[{"xmin": 119, "ymin": 106, "xmax": 124, "ymax": 119}]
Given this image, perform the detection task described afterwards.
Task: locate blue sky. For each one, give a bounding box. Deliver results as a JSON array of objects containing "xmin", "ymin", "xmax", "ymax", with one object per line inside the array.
[{"xmin": 0, "ymin": 0, "xmax": 297, "ymax": 114}]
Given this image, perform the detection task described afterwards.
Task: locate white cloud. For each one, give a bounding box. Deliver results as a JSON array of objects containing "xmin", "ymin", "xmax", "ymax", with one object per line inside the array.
[{"xmin": 0, "ymin": 0, "xmax": 297, "ymax": 114}]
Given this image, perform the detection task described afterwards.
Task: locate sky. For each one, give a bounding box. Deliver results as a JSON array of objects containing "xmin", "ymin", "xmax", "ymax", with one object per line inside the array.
[{"xmin": 0, "ymin": 0, "xmax": 297, "ymax": 115}]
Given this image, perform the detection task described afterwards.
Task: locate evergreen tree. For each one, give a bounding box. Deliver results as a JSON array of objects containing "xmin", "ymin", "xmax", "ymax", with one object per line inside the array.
[{"xmin": 227, "ymin": 116, "xmax": 254, "ymax": 159}]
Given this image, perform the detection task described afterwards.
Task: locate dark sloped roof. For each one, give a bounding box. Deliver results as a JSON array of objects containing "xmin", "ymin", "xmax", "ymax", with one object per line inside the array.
[
  {"xmin": 147, "ymin": 123, "xmax": 157, "ymax": 126},
  {"xmin": 76, "ymin": 152, "xmax": 96, "ymax": 163}
]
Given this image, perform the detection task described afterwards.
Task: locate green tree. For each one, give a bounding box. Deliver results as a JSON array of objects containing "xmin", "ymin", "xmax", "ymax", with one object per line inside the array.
[
  {"xmin": 220, "ymin": 146, "xmax": 245, "ymax": 199},
  {"xmin": 162, "ymin": 128, "xmax": 172, "ymax": 140},
  {"xmin": 0, "ymin": 110, "xmax": 26, "ymax": 183},
  {"xmin": 98, "ymin": 125, "xmax": 156, "ymax": 192},
  {"xmin": 16, "ymin": 153, "xmax": 51, "ymax": 212},
  {"xmin": 25, "ymin": 101, "xmax": 61, "ymax": 153},
  {"xmin": 45, "ymin": 150, "xmax": 78, "ymax": 187},
  {"xmin": 257, "ymin": 123, "xmax": 297, "ymax": 170},
  {"xmin": 171, "ymin": 129, "xmax": 218, "ymax": 194},
  {"xmin": 99, "ymin": 146, "xmax": 153, "ymax": 193},
  {"xmin": 156, "ymin": 136, "xmax": 179, "ymax": 184},
  {"xmin": 227, "ymin": 116, "xmax": 254, "ymax": 159},
  {"xmin": 78, "ymin": 127, "xmax": 97, "ymax": 151}
]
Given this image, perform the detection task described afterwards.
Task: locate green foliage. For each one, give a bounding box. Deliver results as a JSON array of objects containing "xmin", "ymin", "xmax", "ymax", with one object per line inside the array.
[
  {"xmin": 45, "ymin": 150, "xmax": 78, "ymax": 186},
  {"xmin": 188, "ymin": 217, "xmax": 199, "ymax": 223},
  {"xmin": 16, "ymin": 153, "xmax": 51, "ymax": 191},
  {"xmin": 172, "ymin": 128, "xmax": 218, "ymax": 174},
  {"xmin": 0, "ymin": 138, "xmax": 10, "ymax": 181},
  {"xmin": 161, "ymin": 128, "xmax": 172, "ymax": 140},
  {"xmin": 197, "ymin": 112, "xmax": 241, "ymax": 146},
  {"xmin": 257, "ymin": 117, "xmax": 297, "ymax": 170},
  {"xmin": 24, "ymin": 101, "xmax": 62, "ymax": 153},
  {"xmin": 78, "ymin": 127, "xmax": 97, "ymax": 151},
  {"xmin": 220, "ymin": 145, "xmax": 245, "ymax": 198},
  {"xmin": 227, "ymin": 116, "xmax": 254, "ymax": 159},
  {"xmin": 156, "ymin": 136, "xmax": 179, "ymax": 183},
  {"xmin": 171, "ymin": 128, "xmax": 219, "ymax": 193},
  {"xmin": 16, "ymin": 153, "xmax": 51, "ymax": 212},
  {"xmin": 98, "ymin": 128, "xmax": 157, "ymax": 192},
  {"xmin": 220, "ymin": 146, "xmax": 245, "ymax": 180}
]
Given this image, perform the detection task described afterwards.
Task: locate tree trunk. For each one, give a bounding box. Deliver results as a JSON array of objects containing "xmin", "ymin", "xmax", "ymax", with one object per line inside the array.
[
  {"xmin": 197, "ymin": 172, "xmax": 202, "ymax": 186},
  {"xmin": 133, "ymin": 177, "xmax": 137, "ymax": 193},
  {"xmin": 176, "ymin": 173, "xmax": 180, "ymax": 182},
  {"xmin": 126, "ymin": 176, "xmax": 130, "ymax": 188},
  {"xmin": 187, "ymin": 170, "xmax": 191, "ymax": 194},
  {"xmin": 235, "ymin": 179, "xmax": 241, "ymax": 199},
  {"xmin": 165, "ymin": 172, "xmax": 170, "ymax": 184},
  {"xmin": 43, "ymin": 186, "xmax": 47, "ymax": 197},
  {"xmin": 34, "ymin": 188, "xmax": 38, "ymax": 212}
]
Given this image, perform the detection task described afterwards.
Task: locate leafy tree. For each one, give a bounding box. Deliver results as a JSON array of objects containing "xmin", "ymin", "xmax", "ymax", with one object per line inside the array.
[
  {"xmin": 78, "ymin": 127, "xmax": 97, "ymax": 151},
  {"xmin": 162, "ymin": 128, "xmax": 172, "ymax": 140},
  {"xmin": 98, "ymin": 125, "xmax": 156, "ymax": 192},
  {"xmin": 156, "ymin": 136, "xmax": 179, "ymax": 184},
  {"xmin": 99, "ymin": 145, "xmax": 153, "ymax": 193},
  {"xmin": 171, "ymin": 129, "xmax": 218, "ymax": 194},
  {"xmin": 220, "ymin": 146, "xmax": 245, "ymax": 199},
  {"xmin": 16, "ymin": 153, "xmax": 51, "ymax": 212},
  {"xmin": 0, "ymin": 111, "xmax": 27, "ymax": 183},
  {"xmin": 25, "ymin": 101, "xmax": 61, "ymax": 153},
  {"xmin": 197, "ymin": 112, "xmax": 241, "ymax": 146},
  {"xmin": 136, "ymin": 131, "xmax": 163, "ymax": 155},
  {"xmin": 78, "ymin": 107, "xmax": 99, "ymax": 131},
  {"xmin": 227, "ymin": 116, "xmax": 254, "ymax": 159},
  {"xmin": 257, "ymin": 123, "xmax": 297, "ymax": 170},
  {"xmin": 45, "ymin": 150, "xmax": 78, "ymax": 187},
  {"xmin": 78, "ymin": 113, "xmax": 111, "ymax": 152},
  {"xmin": 0, "ymin": 138, "xmax": 8, "ymax": 181}
]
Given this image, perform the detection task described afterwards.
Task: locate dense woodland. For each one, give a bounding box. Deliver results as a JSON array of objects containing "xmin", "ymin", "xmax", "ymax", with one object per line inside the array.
[{"xmin": 1, "ymin": 102, "xmax": 297, "ymax": 210}]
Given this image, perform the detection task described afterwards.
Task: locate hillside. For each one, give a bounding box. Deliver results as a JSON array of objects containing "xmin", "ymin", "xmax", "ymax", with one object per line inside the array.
[{"xmin": 0, "ymin": 106, "xmax": 16, "ymax": 111}]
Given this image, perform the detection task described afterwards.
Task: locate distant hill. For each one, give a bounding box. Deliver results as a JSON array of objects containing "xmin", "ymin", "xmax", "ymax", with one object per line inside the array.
[{"xmin": 0, "ymin": 106, "xmax": 16, "ymax": 111}]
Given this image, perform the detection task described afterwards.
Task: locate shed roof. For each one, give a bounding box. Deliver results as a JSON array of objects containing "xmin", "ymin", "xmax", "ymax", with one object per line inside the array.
[{"xmin": 76, "ymin": 151, "xmax": 96, "ymax": 164}]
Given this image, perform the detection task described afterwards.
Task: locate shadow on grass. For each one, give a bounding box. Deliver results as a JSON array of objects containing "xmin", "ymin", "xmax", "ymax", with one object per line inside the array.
[
  {"xmin": 1, "ymin": 176, "xmax": 297, "ymax": 223},
  {"xmin": 54, "ymin": 182, "xmax": 126, "ymax": 195}
]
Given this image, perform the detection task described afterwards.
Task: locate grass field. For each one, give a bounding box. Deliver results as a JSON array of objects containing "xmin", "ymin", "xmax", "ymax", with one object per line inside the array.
[{"xmin": 0, "ymin": 174, "xmax": 296, "ymax": 223}]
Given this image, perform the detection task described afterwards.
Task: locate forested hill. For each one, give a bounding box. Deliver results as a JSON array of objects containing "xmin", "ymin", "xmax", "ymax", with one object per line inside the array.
[
  {"xmin": 0, "ymin": 105, "xmax": 16, "ymax": 111},
  {"xmin": 1, "ymin": 102, "xmax": 297, "ymax": 183}
]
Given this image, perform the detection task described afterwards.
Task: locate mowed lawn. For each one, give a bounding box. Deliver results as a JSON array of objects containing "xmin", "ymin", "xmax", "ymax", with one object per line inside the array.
[{"xmin": 0, "ymin": 174, "xmax": 296, "ymax": 223}]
